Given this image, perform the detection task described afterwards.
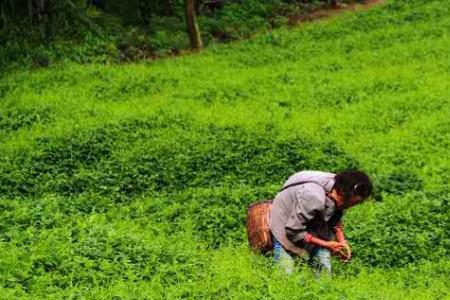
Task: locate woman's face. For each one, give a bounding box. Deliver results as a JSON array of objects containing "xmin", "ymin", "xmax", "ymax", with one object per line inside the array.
[
  {"xmin": 335, "ymin": 193, "xmax": 363, "ymax": 210},
  {"xmin": 341, "ymin": 195, "xmax": 363, "ymax": 209}
]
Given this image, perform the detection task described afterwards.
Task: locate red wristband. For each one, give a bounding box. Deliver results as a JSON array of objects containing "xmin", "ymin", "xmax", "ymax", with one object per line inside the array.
[{"xmin": 303, "ymin": 233, "xmax": 329, "ymax": 248}]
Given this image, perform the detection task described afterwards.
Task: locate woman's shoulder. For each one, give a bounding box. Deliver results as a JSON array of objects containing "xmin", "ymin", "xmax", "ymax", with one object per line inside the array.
[{"xmin": 296, "ymin": 182, "xmax": 327, "ymax": 210}]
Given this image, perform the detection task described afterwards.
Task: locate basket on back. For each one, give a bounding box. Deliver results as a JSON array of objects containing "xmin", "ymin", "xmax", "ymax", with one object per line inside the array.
[{"xmin": 246, "ymin": 200, "xmax": 273, "ymax": 254}]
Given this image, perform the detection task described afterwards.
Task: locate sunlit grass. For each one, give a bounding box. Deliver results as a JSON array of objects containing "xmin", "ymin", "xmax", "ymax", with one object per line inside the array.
[{"xmin": 1, "ymin": 0, "xmax": 449, "ymax": 298}]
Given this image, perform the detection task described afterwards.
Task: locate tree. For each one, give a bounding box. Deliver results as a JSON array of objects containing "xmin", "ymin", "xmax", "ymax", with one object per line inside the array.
[
  {"xmin": 184, "ymin": 0, "xmax": 202, "ymax": 50},
  {"xmin": 330, "ymin": 0, "xmax": 340, "ymax": 8}
]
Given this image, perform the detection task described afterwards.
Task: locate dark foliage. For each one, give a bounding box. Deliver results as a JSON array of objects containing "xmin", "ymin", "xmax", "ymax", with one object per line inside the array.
[{"xmin": 0, "ymin": 115, "xmax": 359, "ymax": 200}]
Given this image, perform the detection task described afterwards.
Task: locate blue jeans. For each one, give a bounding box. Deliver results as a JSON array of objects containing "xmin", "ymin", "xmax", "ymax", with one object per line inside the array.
[{"xmin": 273, "ymin": 236, "xmax": 332, "ymax": 276}]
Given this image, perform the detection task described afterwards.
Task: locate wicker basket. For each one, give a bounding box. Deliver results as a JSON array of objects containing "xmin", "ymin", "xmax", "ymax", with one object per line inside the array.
[{"xmin": 246, "ymin": 200, "xmax": 273, "ymax": 254}]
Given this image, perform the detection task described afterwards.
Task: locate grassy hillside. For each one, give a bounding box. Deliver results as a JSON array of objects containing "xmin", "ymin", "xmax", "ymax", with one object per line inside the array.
[{"xmin": 1, "ymin": 0, "xmax": 449, "ymax": 298}]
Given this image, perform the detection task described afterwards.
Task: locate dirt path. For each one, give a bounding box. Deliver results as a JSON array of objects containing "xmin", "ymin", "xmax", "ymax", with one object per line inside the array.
[{"xmin": 288, "ymin": 0, "xmax": 386, "ymax": 25}]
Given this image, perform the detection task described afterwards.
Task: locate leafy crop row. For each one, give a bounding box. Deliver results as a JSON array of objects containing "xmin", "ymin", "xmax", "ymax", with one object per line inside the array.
[{"xmin": 0, "ymin": 116, "xmax": 359, "ymax": 199}]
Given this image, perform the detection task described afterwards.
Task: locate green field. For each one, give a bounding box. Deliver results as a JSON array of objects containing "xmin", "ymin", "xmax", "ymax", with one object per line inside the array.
[{"xmin": 1, "ymin": 0, "xmax": 450, "ymax": 299}]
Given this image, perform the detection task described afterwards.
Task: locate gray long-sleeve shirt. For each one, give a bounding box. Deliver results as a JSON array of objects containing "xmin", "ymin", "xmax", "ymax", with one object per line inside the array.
[{"xmin": 269, "ymin": 171, "xmax": 343, "ymax": 255}]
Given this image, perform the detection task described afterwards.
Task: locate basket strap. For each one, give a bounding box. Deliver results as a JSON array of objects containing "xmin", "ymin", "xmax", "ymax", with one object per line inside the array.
[{"xmin": 279, "ymin": 180, "xmax": 318, "ymax": 192}]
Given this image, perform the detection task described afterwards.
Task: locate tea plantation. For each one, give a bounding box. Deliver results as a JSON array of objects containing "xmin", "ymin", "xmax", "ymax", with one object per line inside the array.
[{"xmin": 1, "ymin": 0, "xmax": 449, "ymax": 299}]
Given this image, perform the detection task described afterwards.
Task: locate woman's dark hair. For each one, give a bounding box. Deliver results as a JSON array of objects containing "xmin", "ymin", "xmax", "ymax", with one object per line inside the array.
[{"xmin": 333, "ymin": 170, "xmax": 373, "ymax": 203}]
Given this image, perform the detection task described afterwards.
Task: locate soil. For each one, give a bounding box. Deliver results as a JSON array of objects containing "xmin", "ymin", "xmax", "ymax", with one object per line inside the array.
[{"xmin": 288, "ymin": 0, "xmax": 386, "ymax": 26}]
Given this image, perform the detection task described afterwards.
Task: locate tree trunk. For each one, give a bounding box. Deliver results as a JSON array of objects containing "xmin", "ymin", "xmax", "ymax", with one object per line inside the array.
[
  {"xmin": 43, "ymin": 0, "xmax": 52, "ymax": 43},
  {"xmin": 184, "ymin": 0, "xmax": 202, "ymax": 50},
  {"xmin": 0, "ymin": 0, "xmax": 7, "ymax": 27},
  {"xmin": 330, "ymin": 0, "xmax": 339, "ymax": 9},
  {"xmin": 38, "ymin": 0, "xmax": 45, "ymax": 19},
  {"xmin": 166, "ymin": 0, "xmax": 174, "ymax": 16},
  {"xmin": 28, "ymin": 0, "xmax": 33, "ymax": 19}
]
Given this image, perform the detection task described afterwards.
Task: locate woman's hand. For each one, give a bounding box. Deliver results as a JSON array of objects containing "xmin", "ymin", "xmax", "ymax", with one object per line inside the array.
[
  {"xmin": 326, "ymin": 241, "xmax": 347, "ymax": 253},
  {"xmin": 304, "ymin": 234, "xmax": 352, "ymax": 261},
  {"xmin": 333, "ymin": 243, "xmax": 352, "ymax": 262}
]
